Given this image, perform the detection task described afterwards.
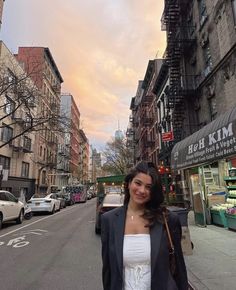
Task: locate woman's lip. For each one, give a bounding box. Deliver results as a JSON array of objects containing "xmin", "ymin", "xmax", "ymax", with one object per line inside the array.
[{"xmin": 134, "ymin": 194, "xmax": 145, "ymax": 199}]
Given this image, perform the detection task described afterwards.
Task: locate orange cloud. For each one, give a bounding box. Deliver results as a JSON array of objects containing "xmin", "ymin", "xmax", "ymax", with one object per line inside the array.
[{"xmin": 1, "ymin": 0, "xmax": 166, "ymax": 149}]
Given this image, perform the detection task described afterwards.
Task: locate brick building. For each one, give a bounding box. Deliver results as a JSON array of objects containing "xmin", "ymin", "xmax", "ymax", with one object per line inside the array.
[{"xmin": 15, "ymin": 47, "xmax": 64, "ymax": 194}]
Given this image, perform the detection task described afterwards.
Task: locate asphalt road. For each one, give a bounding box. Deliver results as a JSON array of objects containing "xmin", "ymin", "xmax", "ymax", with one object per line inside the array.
[{"xmin": 0, "ymin": 198, "xmax": 103, "ymax": 290}]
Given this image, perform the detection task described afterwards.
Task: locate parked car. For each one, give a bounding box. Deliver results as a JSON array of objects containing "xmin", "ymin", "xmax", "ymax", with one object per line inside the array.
[
  {"xmin": 27, "ymin": 193, "xmax": 61, "ymax": 214},
  {"xmin": 62, "ymin": 192, "xmax": 75, "ymax": 206},
  {"xmin": 0, "ymin": 190, "xmax": 24, "ymax": 229},
  {"xmin": 56, "ymin": 191, "xmax": 67, "ymax": 209},
  {"xmin": 95, "ymin": 193, "xmax": 124, "ymax": 234},
  {"xmin": 87, "ymin": 191, "xmax": 92, "ymax": 200}
]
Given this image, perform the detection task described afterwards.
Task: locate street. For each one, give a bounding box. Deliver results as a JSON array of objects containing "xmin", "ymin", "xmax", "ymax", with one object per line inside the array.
[{"xmin": 0, "ymin": 199, "xmax": 103, "ymax": 290}]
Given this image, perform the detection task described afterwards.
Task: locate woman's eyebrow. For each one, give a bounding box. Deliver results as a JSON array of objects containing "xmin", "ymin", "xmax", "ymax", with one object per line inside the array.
[{"xmin": 133, "ymin": 178, "xmax": 152, "ymax": 186}]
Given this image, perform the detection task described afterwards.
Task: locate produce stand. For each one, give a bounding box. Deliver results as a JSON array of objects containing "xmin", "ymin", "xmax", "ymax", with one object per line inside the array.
[
  {"xmin": 210, "ymin": 209, "xmax": 228, "ymax": 228},
  {"xmin": 225, "ymin": 213, "xmax": 236, "ymax": 231}
]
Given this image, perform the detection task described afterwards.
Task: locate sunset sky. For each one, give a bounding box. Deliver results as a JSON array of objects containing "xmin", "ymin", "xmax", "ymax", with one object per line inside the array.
[{"xmin": 0, "ymin": 0, "xmax": 166, "ymax": 150}]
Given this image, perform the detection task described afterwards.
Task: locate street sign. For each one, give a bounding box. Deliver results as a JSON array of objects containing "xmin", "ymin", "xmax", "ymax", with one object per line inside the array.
[{"xmin": 162, "ymin": 131, "xmax": 174, "ymax": 142}]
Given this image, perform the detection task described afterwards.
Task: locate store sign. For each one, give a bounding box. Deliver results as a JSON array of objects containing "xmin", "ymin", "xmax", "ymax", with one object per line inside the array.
[
  {"xmin": 162, "ymin": 131, "xmax": 174, "ymax": 142},
  {"xmin": 171, "ymin": 107, "xmax": 236, "ymax": 170}
]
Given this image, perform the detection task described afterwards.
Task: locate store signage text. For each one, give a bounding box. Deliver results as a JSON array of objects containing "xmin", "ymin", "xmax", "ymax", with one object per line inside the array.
[
  {"xmin": 162, "ymin": 131, "xmax": 174, "ymax": 142},
  {"xmin": 172, "ymin": 121, "xmax": 236, "ymax": 170},
  {"xmin": 188, "ymin": 123, "xmax": 233, "ymax": 154}
]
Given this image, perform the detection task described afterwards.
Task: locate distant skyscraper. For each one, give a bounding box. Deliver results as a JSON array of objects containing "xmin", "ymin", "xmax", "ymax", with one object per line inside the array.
[
  {"xmin": 115, "ymin": 129, "xmax": 124, "ymax": 140},
  {"xmin": 115, "ymin": 120, "xmax": 124, "ymax": 140}
]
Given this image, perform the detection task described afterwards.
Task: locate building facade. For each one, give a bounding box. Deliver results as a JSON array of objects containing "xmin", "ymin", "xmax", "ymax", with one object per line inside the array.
[
  {"xmin": 0, "ymin": 0, "xmax": 4, "ymax": 30},
  {"xmin": 78, "ymin": 129, "xmax": 89, "ymax": 184},
  {"xmin": 61, "ymin": 93, "xmax": 82, "ymax": 183},
  {"xmin": 15, "ymin": 47, "xmax": 64, "ymax": 194},
  {"xmin": 0, "ymin": 41, "xmax": 38, "ymax": 199}
]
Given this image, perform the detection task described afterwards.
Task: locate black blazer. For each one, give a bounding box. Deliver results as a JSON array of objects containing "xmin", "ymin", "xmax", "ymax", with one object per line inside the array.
[{"xmin": 101, "ymin": 206, "xmax": 188, "ymax": 290}]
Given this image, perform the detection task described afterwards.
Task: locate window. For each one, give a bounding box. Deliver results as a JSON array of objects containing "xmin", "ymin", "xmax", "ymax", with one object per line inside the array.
[
  {"xmin": 0, "ymin": 125, "xmax": 13, "ymax": 143},
  {"xmin": 203, "ymin": 44, "xmax": 212, "ymax": 76},
  {"xmin": 4, "ymin": 96, "xmax": 15, "ymax": 114},
  {"xmin": 39, "ymin": 145, "xmax": 42, "ymax": 157},
  {"xmin": 232, "ymin": 0, "xmax": 236, "ymax": 25},
  {"xmin": 21, "ymin": 162, "xmax": 29, "ymax": 177},
  {"xmin": 209, "ymin": 97, "xmax": 217, "ymax": 120},
  {"xmin": 23, "ymin": 136, "xmax": 31, "ymax": 151},
  {"xmin": 198, "ymin": 0, "xmax": 207, "ymax": 27},
  {"xmin": 41, "ymin": 170, "xmax": 46, "ymax": 184},
  {"xmin": 0, "ymin": 155, "xmax": 10, "ymax": 170},
  {"xmin": 0, "ymin": 192, "xmax": 7, "ymax": 201},
  {"xmin": 5, "ymin": 191, "xmax": 17, "ymax": 202},
  {"xmin": 24, "ymin": 115, "xmax": 31, "ymax": 129}
]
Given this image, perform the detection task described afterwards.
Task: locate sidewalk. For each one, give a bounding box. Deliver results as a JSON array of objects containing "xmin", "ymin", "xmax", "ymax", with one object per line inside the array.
[{"xmin": 185, "ymin": 211, "xmax": 236, "ymax": 290}]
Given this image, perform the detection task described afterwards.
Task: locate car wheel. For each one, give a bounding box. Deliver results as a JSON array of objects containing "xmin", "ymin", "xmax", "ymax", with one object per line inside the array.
[
  {"xmin": 0, "ymin": 214, "xmax": 3, "ymax": 229},
  {"xmin": 16, "ymin": 209, "xmax": 24, "ymax": 224},
  {"xmin": 51, "ymin": 206, "xmax": 55, "ymax": 214}
]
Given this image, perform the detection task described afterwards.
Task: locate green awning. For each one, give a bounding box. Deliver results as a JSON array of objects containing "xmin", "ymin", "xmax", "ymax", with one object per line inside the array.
[{"xmin": 96, "ymin": 175, "xmax": 125, "ymax": 184}]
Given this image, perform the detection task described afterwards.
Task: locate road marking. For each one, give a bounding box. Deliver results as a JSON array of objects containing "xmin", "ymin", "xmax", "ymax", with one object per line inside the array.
[
  {"xmin": 0, "ymin": 216, "xmax": 52, "ymax": 238},
  {"xmin": 0, "ymin": 203, "xmax": 85, "ymax": 239}
]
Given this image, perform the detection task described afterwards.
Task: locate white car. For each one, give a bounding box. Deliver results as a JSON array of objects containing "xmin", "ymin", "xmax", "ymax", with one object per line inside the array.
[
  {"xmin": 27, "ymin": 193, "xmax": 61, "ymax": 214},
  {"xmin": 0, "ymin": 190, "xmax": 24, "ymax": 229}
]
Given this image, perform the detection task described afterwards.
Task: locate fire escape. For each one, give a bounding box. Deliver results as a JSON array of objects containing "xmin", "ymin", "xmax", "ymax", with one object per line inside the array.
[
  {"xmin": 162, "ymin": 0, "xmax": 196, "ymax": 146},
  {"xmin": 140, "ymin": 94, "xmax": 155, "ymax": 160}
]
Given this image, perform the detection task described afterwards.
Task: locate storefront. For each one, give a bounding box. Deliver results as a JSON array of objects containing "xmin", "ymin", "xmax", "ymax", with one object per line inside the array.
[{"xmin": 171, "ymin": 106, "xmax": 236, "ymax": 227}]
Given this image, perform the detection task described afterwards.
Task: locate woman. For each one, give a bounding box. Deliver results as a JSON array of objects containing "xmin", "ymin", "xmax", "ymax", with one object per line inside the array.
[{"xmin": 101, "ymin": 161, "xmax": 188, "ymax": 290}]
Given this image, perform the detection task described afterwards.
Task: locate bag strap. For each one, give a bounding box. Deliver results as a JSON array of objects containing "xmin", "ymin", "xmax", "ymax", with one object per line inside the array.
[{"xmin": 163, "ymin": 212, "xmax": 175, "ymax": 254}]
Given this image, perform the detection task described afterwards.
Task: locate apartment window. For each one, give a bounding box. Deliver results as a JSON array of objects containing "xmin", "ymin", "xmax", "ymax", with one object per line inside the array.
[
  {"xmin": 203, "ymin": 44, "xmax": 212, "ymax": 76},
  {"xmin": 39, "ymin": 145, "xmax": 42, "ymax": 157},
  {"xmin": 21, "ymin": 162, "xmax": 29, "ymax": 177},
  {"xmin": 209, "ymin": 97, "xmax": 217, "ymax": 120},
  {"xmin": 41, "ymin": 170, "xmax": 46, "ymax": 184},
  {"xmin": 0, "ymin": 155, "xmax": 10, "ymax": 170},
  {"xmin": 198, "ymin": 0, "xmax": 207, "ymax": 27},
  {"xmin": 23, "ymin": 136, "xmax": 31, "ymax": 151},
  {"xmin": 24, "ymin": 115, "xmax": 31, "ymax": 129},
  {"xmin": 232, "ymin": 0, "xmax": 236, "ymax": 25},
  {"xmin": 0, "ymin": 125, "xmax": 13, "ymax": 143},
  {"xmin": 4, "ymin": 96, "xmax": 15, "ymax": 114}
]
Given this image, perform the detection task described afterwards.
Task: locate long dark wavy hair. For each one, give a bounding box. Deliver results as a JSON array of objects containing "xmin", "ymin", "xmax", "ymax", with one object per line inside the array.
[{"xmin": 124, "ymin": 161, "xmax": 165, "ymax": 227}]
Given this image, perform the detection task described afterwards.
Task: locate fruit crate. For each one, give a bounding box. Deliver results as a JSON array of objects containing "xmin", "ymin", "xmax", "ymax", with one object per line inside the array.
[
  {"xmin": 210, "ymin": 209, "xmax": 228, "ymax": 228},
  {"xmin": 225, "ymin": 213, "xmax": 236, "ymax": 231}
]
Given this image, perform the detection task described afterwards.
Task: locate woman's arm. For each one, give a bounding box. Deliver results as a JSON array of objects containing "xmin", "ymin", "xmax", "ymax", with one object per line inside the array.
[
  {"xmin": 101, "ymin": 214, "xmax": 111, "ymax": 290},
  {"xmin": 170, "ymin": 214, "xmax": 189, "ymax": 290}
]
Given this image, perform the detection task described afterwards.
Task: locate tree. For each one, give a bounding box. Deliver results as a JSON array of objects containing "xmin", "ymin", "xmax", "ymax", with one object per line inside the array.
[
  {"xmin": 102, "ymin": 137, "xmax": 133, "ymax": 175},
  {"xmin": 0, "ymin": 56, "xmax": 70, "ymax": 149}
]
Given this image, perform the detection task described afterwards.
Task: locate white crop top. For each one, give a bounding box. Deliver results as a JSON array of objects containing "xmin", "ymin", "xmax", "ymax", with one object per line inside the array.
[{"xmin": 123, "ymin": 234, "xmax": 151, "ymax": 290}]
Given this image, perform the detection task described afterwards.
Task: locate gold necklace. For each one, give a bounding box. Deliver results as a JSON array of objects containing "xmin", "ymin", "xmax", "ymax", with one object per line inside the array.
[{"xmin": 127, "ymin": 210, "xmax": 143, "ymax": 220}]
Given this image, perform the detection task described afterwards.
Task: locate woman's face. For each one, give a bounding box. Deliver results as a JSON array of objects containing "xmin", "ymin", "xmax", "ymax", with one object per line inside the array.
[{"xmin": 128, "ymin": 172, "xmax": 152, "ymax": 206}]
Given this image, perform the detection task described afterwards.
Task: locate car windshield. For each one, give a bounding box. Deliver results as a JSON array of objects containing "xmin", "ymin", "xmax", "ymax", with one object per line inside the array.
[{"xmin": 103, "ymin": 194, "xmax": 124, "ymax": 205}]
